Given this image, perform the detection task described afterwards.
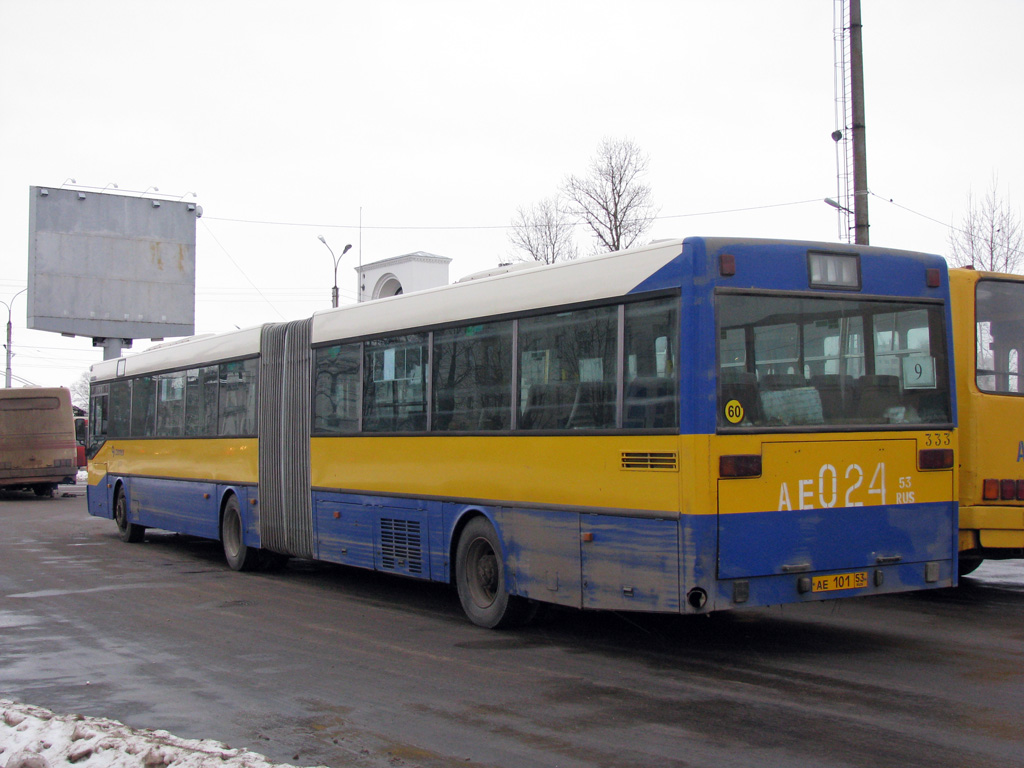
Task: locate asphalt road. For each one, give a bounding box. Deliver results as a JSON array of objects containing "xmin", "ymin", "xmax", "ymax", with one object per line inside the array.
[{"xmin": 1, "ymin": 486, "xmax": 1023, "ymax": 768}]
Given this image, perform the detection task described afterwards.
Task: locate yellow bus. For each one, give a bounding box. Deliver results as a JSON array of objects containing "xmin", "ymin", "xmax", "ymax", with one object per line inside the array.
[
  {"xmin": 950, "ymin": 268, "xmax": 1024, "ymax": 574},
  {"xmin": 0, "ymin": 386, "xmax": 79, "ymax": 496},
  {"xmin": 88, "ymin": 237, "xmax": 958, "ymax": 627}
]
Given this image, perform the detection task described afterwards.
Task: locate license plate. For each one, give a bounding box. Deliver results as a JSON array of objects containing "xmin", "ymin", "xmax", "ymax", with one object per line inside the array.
[{"xmin": 812, "ymin": 571, "xmax": 868, "ymax": 593}]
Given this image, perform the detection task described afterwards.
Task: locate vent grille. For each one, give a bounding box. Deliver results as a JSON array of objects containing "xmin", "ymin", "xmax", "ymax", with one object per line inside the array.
[
  {"xmin": 380, "ymin": 518, "xmax": 424, "ymax": 574},
  {"xmin": 621, "ymin": 452, "xmax": 678, "ymax": 471}
]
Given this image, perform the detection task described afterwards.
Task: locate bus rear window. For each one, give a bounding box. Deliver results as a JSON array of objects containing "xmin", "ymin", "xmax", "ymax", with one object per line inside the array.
[
  {"xmin": 717, "ymin": 293, "xmax": 952, "ymax": 429},
  {"xmin": 0, "ymin": 397, "xmax": 60, "ymax": 411}
]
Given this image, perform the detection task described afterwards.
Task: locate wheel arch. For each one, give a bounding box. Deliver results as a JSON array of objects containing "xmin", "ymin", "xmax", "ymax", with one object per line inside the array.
[
  {"xmin": 111, "ymin": 477, "xmax": 127, "ymax": 509},
  {"xmin": 217, "ymin": 487, "xmax": 243, "ymax": 540},
  {"xmin": 217, "ymin": 485, "xmax": 261, "ymax": 549},
  {"xmin": 448, "ymin": 506, "xmax": 504, "ymax": 583}
]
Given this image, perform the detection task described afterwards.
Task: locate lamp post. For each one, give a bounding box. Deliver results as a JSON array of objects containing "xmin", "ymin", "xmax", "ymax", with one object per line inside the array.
[
  {"xmin": 2, "ymin": 288, "xmax": 27, "ymax": 388},
  {"xmin": 318, "ymin": 235, "xmax": 352, "ymax": 308},
  {"xmin": 824, "ymin": 197, "xmax": 853, "ymax": 214}
]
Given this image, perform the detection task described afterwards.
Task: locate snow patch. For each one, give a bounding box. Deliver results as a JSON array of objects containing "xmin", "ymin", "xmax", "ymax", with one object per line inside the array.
[{"xmin": 0, "ymin": 701, "xmax": 324, "ymax": 768}]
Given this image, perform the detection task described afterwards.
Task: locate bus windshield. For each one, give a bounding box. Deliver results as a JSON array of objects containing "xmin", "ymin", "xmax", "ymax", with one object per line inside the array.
[
  {"xmin": 975, "ymin": 279, "xmax": 1024, "ymax": 395},
  {"xmin": 717, "ymin": 293, "xmax": 952, "ymax": 429}
]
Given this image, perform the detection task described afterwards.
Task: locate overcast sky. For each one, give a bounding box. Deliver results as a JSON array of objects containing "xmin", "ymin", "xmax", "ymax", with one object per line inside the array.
[{"xmin": 2, "ymin": 1, "xmax": 1022, "ymax": 389}]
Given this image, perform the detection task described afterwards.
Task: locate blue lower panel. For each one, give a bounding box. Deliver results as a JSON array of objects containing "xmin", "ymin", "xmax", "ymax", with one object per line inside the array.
[
  {"xmin": 312, "ymin": 491, "xmax": 436, "ymax": 580},
  {"xmin": 502, "ymin": 508, "xmax": 681, "ymax": 612},
  {"xmin": 87, "ymin": 481, "xmax": 111, "ymax": 519},
  {"xmin": 126, "ymin": 477, "xmax": 222, "ymax": 540},
  {"xmin": 717, "ymin": 502, "xmax": 956, "ymax": 580},
  {"xmin": 581, "ymin": 514, "xmax": 680, "ymax": 612},
  {"xmin": 303, "ymin": 490, "xmax": 956, "ymax": 616}
]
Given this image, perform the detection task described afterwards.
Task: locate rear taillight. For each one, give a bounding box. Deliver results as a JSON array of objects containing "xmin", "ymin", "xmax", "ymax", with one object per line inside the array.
[
  {"xmin": 982, "ymin": 478, "xmax": 1024, "ymax": 501},
  {"xmin": 719, "ymin": 454, "xmax": 762, "ymax": 478},
  {"xmin": 918, "ymin": 448, "xmax": 954, "ymax": 470}
]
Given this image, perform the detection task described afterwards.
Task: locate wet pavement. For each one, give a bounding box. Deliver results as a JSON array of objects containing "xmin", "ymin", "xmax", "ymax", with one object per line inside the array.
[{"xmin": 2, "ymin": 488, "xmax": 1023, "ymax": 767}]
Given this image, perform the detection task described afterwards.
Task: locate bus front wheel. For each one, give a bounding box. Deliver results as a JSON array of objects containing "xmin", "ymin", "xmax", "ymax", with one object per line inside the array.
[
  {"xmin": 113, "ymin": 487, "xmax": 145, "ymax": 543},
  {"xmin": 221, "ymin": 495, "xmax": 259, "ymax": 571},
  {"xmin": 455, "ymin": 516, "xmax": 531, "ymax": 629}
]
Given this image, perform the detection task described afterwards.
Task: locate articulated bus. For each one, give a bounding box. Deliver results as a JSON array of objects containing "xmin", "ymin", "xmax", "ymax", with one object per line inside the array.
[
  {"xmin": 87, "ymin": 237, "xmax": 958, "ymax": 627},
  {"xmin": 950, "ymin": 268, "xmax": 1024, "ymax": 575},
  {"xmin": 0, "ymin": 387, "xmax": 79, "ymax": 496}
]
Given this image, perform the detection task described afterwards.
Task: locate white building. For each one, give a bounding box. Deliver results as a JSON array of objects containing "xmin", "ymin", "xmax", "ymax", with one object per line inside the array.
[{"xmin": 355, "ymin": 251, "xmax": 452, "ymax": 302}]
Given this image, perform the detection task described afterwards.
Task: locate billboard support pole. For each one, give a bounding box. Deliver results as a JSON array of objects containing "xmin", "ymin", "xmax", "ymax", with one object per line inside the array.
[{"xmin": 93, "ymin": 337, "xmax": 131, "ymax": 361}]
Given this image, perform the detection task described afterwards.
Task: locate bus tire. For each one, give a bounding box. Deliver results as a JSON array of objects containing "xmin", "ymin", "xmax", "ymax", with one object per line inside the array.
[
  {"xmin": 33, "ymin": 483, "xmax": 56, "ymax": 498},
  {"xmin": 221, "ymin": 494, "xmax": 259, "ymax": 572},
  {"xmin": 958, "ymin": 556, "xmax": 984, "ymax": 576},
  {"xmin": 113, "ymin": 487, "xmax": 145, "ymax": 543},
  {"xmin": 455, "ymin": 516, "xmax": 530, "ymax": 629}
]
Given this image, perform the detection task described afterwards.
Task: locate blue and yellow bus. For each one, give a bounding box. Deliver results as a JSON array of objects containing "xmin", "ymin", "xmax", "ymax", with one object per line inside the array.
[{"xmin": 87, "ymin": 237, "xmax": 958, "ymax": 627}]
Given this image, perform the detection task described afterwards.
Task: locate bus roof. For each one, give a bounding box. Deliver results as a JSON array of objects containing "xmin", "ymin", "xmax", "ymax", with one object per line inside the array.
[
  {"xmin": 88, "ymin": 236, "xmax": 949, "ymax": 381},
  {"xmin": 90, "ymin": 326, "xmax": 263, "ymax": 382},
  {"xmin": 309, "ymin": 238, "xmax": 686, "ymax": 345}
]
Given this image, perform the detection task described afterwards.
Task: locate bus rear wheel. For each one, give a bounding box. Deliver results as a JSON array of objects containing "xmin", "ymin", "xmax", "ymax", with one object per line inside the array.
[
  {"xmin": 455, "ymin": 516, "xmax": 531, "ymax": 629},
  {"xmin": 221, "ymin": 494, "xmax": 259, "ymax": 571},
  {"xmin": 113, "ymin": 487, "xmax": 145, "ymax": 543}
]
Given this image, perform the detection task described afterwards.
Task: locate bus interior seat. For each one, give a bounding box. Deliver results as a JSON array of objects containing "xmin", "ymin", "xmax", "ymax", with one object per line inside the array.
[
  {"xmin": 811, "ymin": 374, "xmax": 855, "ymax": 421},
  {"xmin": 759, "ymin": 373, "xmax": 823, "ymax": 426},
  {"xmin": 855, "ymin": 374, "xmax": 902, "ymax": 421},
  {"xmin": 719, "ymin": 370, "xmax": 761, "ymax": 425},
  {"xmin": 520, "ymin": 382, "xmax": 574, "ymax": 429},
  {"xmin": 623, "ymin": 377, "xmax": 677, "ymax": 429},
  {"xmin": 566, "ymin": 381, "xmax": 616, "ymax": 429},
  {"xmin": 761, "ymin": 373, "xmax": 808, "ymax": 391}
]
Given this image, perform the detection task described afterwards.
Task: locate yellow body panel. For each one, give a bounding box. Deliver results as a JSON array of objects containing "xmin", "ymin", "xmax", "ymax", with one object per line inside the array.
[
  {"xmin": 88, "ymin": 439, "xmax": 259, "ymax": 486},
  {"xmin": 714, "ymin": 431, "xmax": 955, "ymax": 514},
  {"xmin": 950, "ymin": 269, "xmax": 1024, "ymax": 554},
  {"xmin": 311, "ymin": 435, "xmax": 689, "ymax": 515}
]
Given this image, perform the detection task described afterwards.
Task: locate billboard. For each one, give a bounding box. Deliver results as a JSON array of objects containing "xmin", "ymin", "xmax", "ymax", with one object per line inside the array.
[{"xmin": 27, "ymin": 186, "xmax": 198, "ymax": 340}]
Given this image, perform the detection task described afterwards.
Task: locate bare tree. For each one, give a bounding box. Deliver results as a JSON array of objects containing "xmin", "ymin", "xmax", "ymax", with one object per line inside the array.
[
  {"xmin": 562, "ymin": 137, "xmax": 657, "ymax": 253},
  {"xmin": 69, "ymin": 370, "xmax": 90, "ymax": 411},
  {"xmin": 949, "ymin": 176, "xmax": 1024, "ymax": 273},
  {"xmin": 508, "ymin": 196, "xmax": 579, "ymax": 264}
]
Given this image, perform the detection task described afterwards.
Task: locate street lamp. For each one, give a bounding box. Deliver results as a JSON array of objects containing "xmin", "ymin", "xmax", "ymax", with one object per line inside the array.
[
  {"xmin": 2, "ymin": 288, "xmax": 27, "ymax": 388},
  {"xmin": 824, "ymin": 197, "xmax": 854, "ymax": 215},
  {"xmin": 318, "ymin": 235, "xmax": 352, "ymax": 308}
]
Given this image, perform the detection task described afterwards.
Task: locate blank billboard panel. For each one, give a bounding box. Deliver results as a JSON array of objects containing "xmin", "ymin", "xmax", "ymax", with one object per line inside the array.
[{"xmin": 27, "ymin": 186, "xmax": 197, "ymax": 339}]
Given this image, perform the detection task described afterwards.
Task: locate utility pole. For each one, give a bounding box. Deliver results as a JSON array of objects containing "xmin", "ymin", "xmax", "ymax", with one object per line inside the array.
[
  {"xmin": 849, "ymin": 0, "xmax": 870, "ymax": 245},
  {"xmin": 2, "ymin": 288, "xmax": 27, "ymax": 388}
]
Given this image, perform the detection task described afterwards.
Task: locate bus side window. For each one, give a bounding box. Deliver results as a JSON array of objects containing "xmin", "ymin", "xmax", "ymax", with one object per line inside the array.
[
  {"xmin": 624, "ymin": 297, "xmax": 679, "ymax": 429},
  {"xmin": 156, "ymin": 372, "xmax": 185, "ymax": 437},
  {"xmin": 363, "ymin": 335, "xmax": 428, "ymax": 432},
  {"xmin": 314, "ymin": 344, "xmax": 360, "ymax": 433},
  {"xmin": 185, "ymin": 366, "xmax": 219, "ymax": 437},
  {"xmin": 432, "ymin": 321, "xmax": 512, "ymax": 432},
  {"xmin": 130, "ymin": 377, "xmax": 156, "ymax": 437},
  {"xmin": 518, "ymin": 306, "xmax": 617, "ymax": 430},
  {"xmin": 218, "ymin": 358, "xmax": 258, "ymax": 436}
]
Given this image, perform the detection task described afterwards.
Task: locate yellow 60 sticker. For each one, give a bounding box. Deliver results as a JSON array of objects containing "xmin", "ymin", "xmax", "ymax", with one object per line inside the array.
[{"xmin": 725, "ymin": 399, "xmax": 745, "ymax": 424}]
